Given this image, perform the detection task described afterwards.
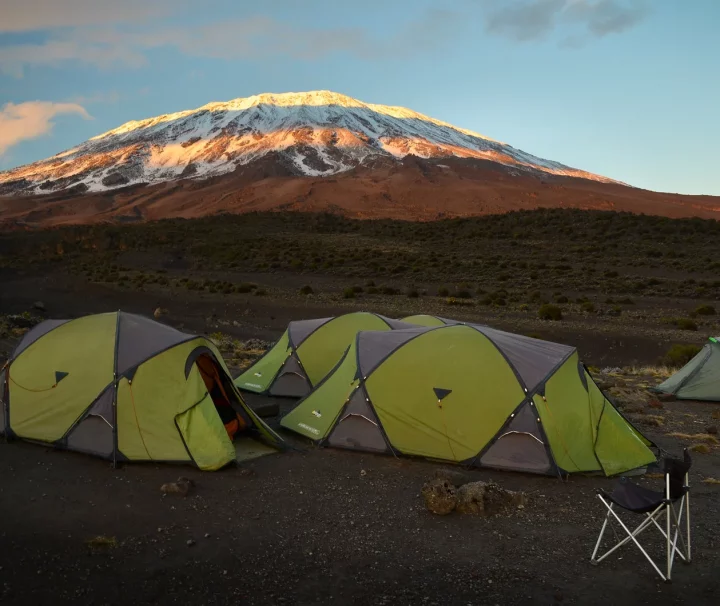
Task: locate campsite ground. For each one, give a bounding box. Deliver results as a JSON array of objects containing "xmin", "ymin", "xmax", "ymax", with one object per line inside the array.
[{"xmin": 2, "ymin": 209, "xmax": 720, "ymax": 604}]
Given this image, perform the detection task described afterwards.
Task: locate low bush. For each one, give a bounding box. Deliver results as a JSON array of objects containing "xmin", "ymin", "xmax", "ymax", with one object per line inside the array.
[
  {"xmin": 343, "ymin": 287, "xmax": 356, "ymax": 299},
  {"xmin": 696, "ymin": 304, "xmax": 716, "ymax": 316},
  {"xmin": 437, "ymin": 287, "xmax": 450, "ymax": 297},
  {"xmin": 299, "ymin": 285, "xmax": 314, "ymax": 295},
  {"xmin": 662, "ymin": 344, "xmax": 702, "ymax": 367},
  {"xmin": 456, "ymin": 289, "xmax": 472, "ymax": 299},
  {"xmin": 254, "ymin": 289, "xmax": 267, "ymax": 296},
  {"xmin": 407, "ymin": 288, "xmax": 419, "ymax": 298},
  {"xmin": 538, "ymin": 304, "xmax": 563, "ymax": 321},
  {"xmin": 581, "ymin": 301, "xmax": 596, "ymax": 313}
]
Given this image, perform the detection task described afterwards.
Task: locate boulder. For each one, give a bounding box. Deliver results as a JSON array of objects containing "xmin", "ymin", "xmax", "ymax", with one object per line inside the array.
[
  {"xmin": 456, "ymin": 481, "xmax": 526, "ymax": 516},
  {"xmin": 153, "ymin": 307, "xmax": 168, "ymax": 319},
  {"xmin": 433, "ymin": 468, "xmax": 474, "ymax": 487},
  {"xmin": 160, "ymin": 476, "xmax": 195, "ymax": 497},
  {"xmin": 421, "ymin": 478, "xmax": 457, "ymax": 515},
  {"xmin": 33, "ymin": 301, "xmax": 46, "ymax": 312}
]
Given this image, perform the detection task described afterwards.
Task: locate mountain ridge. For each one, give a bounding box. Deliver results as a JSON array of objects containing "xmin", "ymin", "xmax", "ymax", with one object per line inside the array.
[{"xmin": 0, "ymin": 90, "xmax": 617, "ymax": 198}]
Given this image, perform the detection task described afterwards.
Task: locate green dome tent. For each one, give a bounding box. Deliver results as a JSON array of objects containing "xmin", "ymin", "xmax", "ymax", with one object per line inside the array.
[
  {"xmin": 652, "ymin": 337, "xmax": 720, "ymax": 401},
  {"xmin": 281, "ymin": 324, "xmax": 655, "ymax": 477},
  {"xmin": 234, "ymin": 312, "xmax": 414, "ymax": 398},
  {"xmin": 0, "ymin": 312, "xmax": 283, "ymax": 470}
]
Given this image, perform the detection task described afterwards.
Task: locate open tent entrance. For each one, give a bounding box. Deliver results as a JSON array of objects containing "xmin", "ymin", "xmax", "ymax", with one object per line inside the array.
[{"xmin": 196, "ymin": 354, "xmax": 252, "ymax": 440}]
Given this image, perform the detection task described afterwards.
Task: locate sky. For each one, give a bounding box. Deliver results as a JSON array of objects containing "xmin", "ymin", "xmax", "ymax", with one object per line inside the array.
[{"xmin": 0, "ymin": 0, "xmax": 718, "ymax": 195}]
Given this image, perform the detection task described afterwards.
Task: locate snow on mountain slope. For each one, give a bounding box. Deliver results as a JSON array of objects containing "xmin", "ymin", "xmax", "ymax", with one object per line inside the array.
[{"xmin": 0, "ymin": 90, "xmax": 617, "ymax": 195}]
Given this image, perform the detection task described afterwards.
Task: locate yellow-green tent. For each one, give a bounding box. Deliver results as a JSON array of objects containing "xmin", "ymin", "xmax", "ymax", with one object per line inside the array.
[
  {"xmin": 234, "ymin": 312, "xmax": 413, "ymax": 398},
  {"xmin": 281, "ymin": 323, "xmax": 656, "ymax": 477},
  {"xmin": 401, "ymin": 314, "xmax": 449, "ymax": 327},
  {"xmin": 0, "ymin": 312, "xmax": 282, "ymax": 470}
]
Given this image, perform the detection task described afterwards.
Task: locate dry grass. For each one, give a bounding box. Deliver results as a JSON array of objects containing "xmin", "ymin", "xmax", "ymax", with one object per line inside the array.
[
  {"xmin": 622, "ymin": 365, "xmax": 674, "ymax": 379},
  {"xmin": 86, "ymin": 535, "xmax": 117, "ymax": 548},
  {"xmin": 701, "ymin": 477, "xmax": 720, "ymax": 485},
  {"xmin": 641, "ymin": 415, "xmax": 665, "ymax": 427},
  {"xmin": 666, "ymin": 432, "xmax": 719, "ymax": 444},
  {"xmin": 712, "ymin": 410, "xmax": 720, "ymax": 420},
  {"xmin": 689, "ymin": 443, "xmax": 712, "ymax": 454}
]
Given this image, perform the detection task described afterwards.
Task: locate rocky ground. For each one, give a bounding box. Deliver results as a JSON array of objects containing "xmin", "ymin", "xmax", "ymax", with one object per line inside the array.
[
  {"xmin": 2, "ymin": 209, "xmax": 720, "ymax": 604},
  {"xmin": 1, "ymin": 308, "xmax": 720, "ymax": 605}
]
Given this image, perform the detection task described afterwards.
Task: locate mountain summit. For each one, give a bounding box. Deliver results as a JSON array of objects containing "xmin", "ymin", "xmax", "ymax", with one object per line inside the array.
[{"xmin": 0, "ymin": 90, "xmax": 614, "ymax": 196}]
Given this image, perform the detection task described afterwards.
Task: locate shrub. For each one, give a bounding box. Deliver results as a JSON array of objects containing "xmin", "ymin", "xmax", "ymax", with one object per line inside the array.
[
  {"xmin": 676, "ymin": 318, "xmax": 698, "ymax": 331},
  {"xmin": 300, "ymin": 285, "xmax": 314, "ymax": 295},
  {"xmin": 662, "ymin": 317, "xmax": 699, "ymax": 331},
  {"xmin": 538, "ymin": 304, "xmax": 563, "ymax": 321},
  {"xmin": 437, "ymin": 287, "xmax": 450, "ymax": 297},
  {"xmin": 254, "ymin": 289, "xmax": 267, "ymax": 296},
  {"xmin": 381, "ymin": 286, "xmax": 400, "ymax": 296},
  {"xmin": 555, "ymin": 295, "xmax": 569, "ymax": 304},
  {"xmin": 519, "ymin": 303, "xmax": 529, "ymax": 311},
  {"xmin": 407, "ymin": 288, "xmax": 419, "ymax": 298},
  {"xmin": 367, "ymin": 286, "xmax": 380, "ymax": 294},
  {"xmin": 581, "ymin": 301, "xmax": 596, "ymax": 313},
  {"xmin": 445, "ymin": 297, "xmax": 474, "ymax": 307},
  {"xmin": 237, "ymin": 282, "xmax": 256, "ymax": 293},
  {"xmin": 662, "ymin": 344, "xmax": 702, "ymax": 367},
  {"xmin": 456, "ymin": 289, "xmax": 472, "ymax": 299},
  {"xmin": 696, "ymin": 304, "xmax": 716, "ymax": 316},
  {"xmin": 352, "ymin": 285, "xmax": 364, "ymax": 294},
  {"xmin": 343, "ymin": 287, "xmax": 356, "ymax": 299}
]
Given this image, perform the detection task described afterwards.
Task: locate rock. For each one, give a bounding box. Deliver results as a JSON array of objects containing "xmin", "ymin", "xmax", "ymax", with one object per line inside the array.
[
  {"xmin": 186, "ymin": 539, "xmax": 196, "ymax": 547},
  {"xmin": 33, "ymin": 301, "xmax": 46, "ymax": 312},
  {"xmin": 160, "ymin": 476, "xmax": 195, "ymax": 496},
  {"xmin": 433, "ymin": 468, "xmax": 473, "ymax": 487},
  {"xmin": 421, "ymin": 478, "xmax": 457, "ymax": 515},
  {"xmin": 456, "ymin": 481, "xmax": 526, "ymax": 516},
  {"xmin": 706, "ymin": 426, "xmax": 718, "ymax": 435},
  {"xmin": 7, "ymin": 315, "xmax": 35, "ymax": 329},
  {"xmin": 153, "ymin": 307, "xmax": 168, "ymax": 319}
]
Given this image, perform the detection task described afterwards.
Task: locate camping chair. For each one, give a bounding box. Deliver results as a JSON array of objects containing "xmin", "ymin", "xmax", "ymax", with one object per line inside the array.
[{"xmin": 590, "ymin": 449, "xmax": 692, "ymax": 582}]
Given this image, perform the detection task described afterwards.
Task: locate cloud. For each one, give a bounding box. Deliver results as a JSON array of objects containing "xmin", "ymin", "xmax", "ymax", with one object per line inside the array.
[
  {"xmin": 0, "ymin": 10, "xmax": 466, "ymax": 76},
  {"xmin": 0, "ymin": 101, "xmax": 91, "ymax": 155},
  {"xmin": 0, "ymin": 0, "xmax": 175, "ymax": 32},
  {"xmin": 484, "ymin": 0, "xmax": 650, "ymax": 42}
]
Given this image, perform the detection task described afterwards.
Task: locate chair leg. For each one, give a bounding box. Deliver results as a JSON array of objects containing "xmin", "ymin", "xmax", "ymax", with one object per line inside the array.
[
  {"xmin": 645, "ymin": 508, "xmax": 687, "ymax": 562},
  {"xmin": 593, "ymin": 496, "xmax": 667, "ymax": 581},
  {"xmin": 591, "ymin": 508, "xmax": 612, "ymax": 563},
  {"xmin": 667, "ymin": 499, "xmax": 672, "ymax": 581},
  {"xmin": 686, "ymin": 489, "xmax": 692, "ymax": 562}
]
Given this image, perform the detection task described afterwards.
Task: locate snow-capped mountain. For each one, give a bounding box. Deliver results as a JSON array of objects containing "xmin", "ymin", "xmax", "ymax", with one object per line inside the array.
[{"xmin": 0, "ymin": 90, "xmax": 616, "ymax": 195}]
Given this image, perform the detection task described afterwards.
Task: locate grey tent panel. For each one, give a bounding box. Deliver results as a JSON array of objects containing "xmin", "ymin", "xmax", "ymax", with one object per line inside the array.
[
  {"xmin": 505, "ymin": 401, "xmax": 543, "ymax": 437},
  {"xmin": 480, "ymin": 402, "xmax": 551, "ymax": 473},
  {"xmin": 117, "ymin": 312, "xmax": 192, "ymax": 376},
  {"xmin": 66, "ymin": 417, "xmax": 114, "ymax": 457},
  {"xmin": 288, "ymin": 317, "xmax": 333, "ymax": 348},
  {"xmin": 357, "ymin": 327, "xmax": 433, "ymax": 377},
  {"xmin": 269, "ymin": 356, "xmax": 311, "ymax": 397},
  {"xmin": 12, "ymin": 319, "xmax": 71, "ymax": 358},
  {"xmin": 675, "ymin": 345, "xmax": 720, "ymax": 400},
  {"xmin": 66, "ymin": 387, "xmax": 115, "ymax": 457},
  {"xmin": 480, "ymin": 433, "xmax": 551, "ymax": 474},
  {"xmin": 471, "ymin": 325, "xmax": 575, "ymax": 392},
  {"xmin": 376, "ymin": 316, "xmax": 419, "ymax": 330},
  {"xmin": 327, "ymin": 390, "xmax": 389, "ymax": 453}
]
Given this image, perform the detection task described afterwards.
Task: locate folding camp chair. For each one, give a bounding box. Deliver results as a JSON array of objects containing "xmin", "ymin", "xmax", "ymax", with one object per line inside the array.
[{"xmin": 590, "ymin": 449, "xmax": 692, "ymax": 582}]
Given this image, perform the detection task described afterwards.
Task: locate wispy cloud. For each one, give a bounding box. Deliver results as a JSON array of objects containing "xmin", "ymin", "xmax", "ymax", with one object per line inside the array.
[
  {"xmin": 0, "ymin": 101, "xmax": 92, "ymax": 155},
  {"xmin": 483, "ymin": 0, "xmax": 650, "ymax": 42},
  {"xmin": 0, "ymin": 10, "xmax": 466, "ymax": 77},
  {"xmin": 0, "ymin": 0, "xmax": 175, "ymax": 32}
]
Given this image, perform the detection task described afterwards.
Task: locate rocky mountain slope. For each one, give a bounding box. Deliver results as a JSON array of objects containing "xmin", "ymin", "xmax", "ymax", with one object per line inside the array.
[
  {"xmin": 1, "ymin": 90, "xmax": 718, "ymax": 226},
  {"xmin": 0, "ymin": 90, "xmax": 615, "ymax": 196}
]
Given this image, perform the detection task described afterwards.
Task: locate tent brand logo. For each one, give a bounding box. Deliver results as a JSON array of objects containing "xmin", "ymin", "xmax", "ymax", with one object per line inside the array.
[
  {"xmin": 244, "ymin": 382, "xmax": 263, "ymax": 389},
  {"xmin": 298, "ymin": 423, "xmax": 320, "ymax": 435},
  {"xmin": 312, "ymin": 410, "xmax": 322, "ymax": 418}
]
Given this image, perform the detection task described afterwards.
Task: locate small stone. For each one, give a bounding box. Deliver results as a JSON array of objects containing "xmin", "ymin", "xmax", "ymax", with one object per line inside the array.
[
  {"xmin": 204, "ymin": 533, "xmax": 210, "ymax": 539},
  {"xmin": 360, "ymin": 469, "xmax": 367, "ymax": 477},
  {"xmin": 706, "ymin": 426, "xmax": 718, "ymax": 435},
  {"xmin": 186, "ymin": 539, "xmax": 195, "ymax": 547},
  {"xmin": 33, "ymin": 301, "xmax": 46, "ymax": 312},
  {"xmin": 421, "ymin": 478, "xmax": 457, "ymax": 515}
]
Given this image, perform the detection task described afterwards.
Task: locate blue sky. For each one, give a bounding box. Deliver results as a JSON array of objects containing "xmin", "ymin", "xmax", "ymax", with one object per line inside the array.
[{"xmin": 0, "ymin": 0, "xmax": 718, "ymax": 195}]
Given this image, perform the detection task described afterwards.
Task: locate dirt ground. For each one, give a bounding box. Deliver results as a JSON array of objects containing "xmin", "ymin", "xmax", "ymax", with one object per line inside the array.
[{"xmin": 1, "ymin": 222, "xmax": 720, "ymax": 604}]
